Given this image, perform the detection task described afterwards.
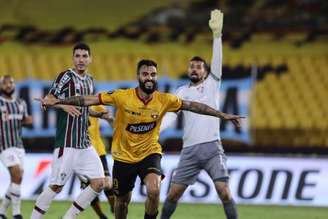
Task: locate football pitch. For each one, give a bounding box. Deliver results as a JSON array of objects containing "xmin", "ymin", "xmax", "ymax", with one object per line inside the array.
[{"xmin": 12, "ymin": 200, "xmax": 328, "ymax": 219}]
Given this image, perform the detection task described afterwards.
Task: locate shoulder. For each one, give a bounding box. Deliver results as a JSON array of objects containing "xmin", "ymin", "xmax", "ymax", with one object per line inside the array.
[
  {"xmin": 55, "ymin": 69, "xmax": 72, "ymax": 83},
  {"xmin": 175, "ymin": 84, "xmax": 188, "ymax": 96}
]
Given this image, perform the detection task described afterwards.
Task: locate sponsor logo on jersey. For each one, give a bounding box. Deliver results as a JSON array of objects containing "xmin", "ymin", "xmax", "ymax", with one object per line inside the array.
[{"xmin": 126, "ymin": 121, "xmax": 156, "ymax": 134}]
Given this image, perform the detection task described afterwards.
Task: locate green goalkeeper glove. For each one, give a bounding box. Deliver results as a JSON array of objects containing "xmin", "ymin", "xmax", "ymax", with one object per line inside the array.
[{"xmin": 209, "ymin": 9, "xmax": 224, "ymax": 38}]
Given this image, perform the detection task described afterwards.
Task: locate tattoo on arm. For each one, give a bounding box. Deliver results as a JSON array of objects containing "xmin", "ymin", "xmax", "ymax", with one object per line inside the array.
[
  {"xmin": 181, "ymin": 100, "xmax": 225, "ymax": 118},
  {"xmin": 58, "ymin": 96, "xmax": 85, "ymax": 106}
]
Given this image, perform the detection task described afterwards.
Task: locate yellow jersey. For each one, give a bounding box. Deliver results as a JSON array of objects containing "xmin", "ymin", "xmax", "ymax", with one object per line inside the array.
[
  {"xmin": 88, "ymin": 105, "xmax": 107, "ymax": 156},
  {"xmin": 98, "ymin": 88, "xmax": 182, "ymax": 163}
]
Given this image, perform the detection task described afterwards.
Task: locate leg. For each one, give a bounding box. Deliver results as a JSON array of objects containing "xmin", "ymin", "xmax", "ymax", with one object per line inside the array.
[
  {"xmin": 144, "ymin": 173, "xmax": 161, "ymax": 219},
  {"xmin": 63, "ymin": 178, "xmax": 104, "ymax": 219},
  {"xmin": 214, "ymin": 181, "xmax": 237, "ymax": 219},
  {"xmin": 160, "ymin": 183, "xmax": 187, "ymax": 219},
  {"xmin": 8, "ymin": 165, "xmax": 23, "ymax": 218},
  {"xmin": 115, "ymin": 193, "xmax": 131, "ymax": 219},
  {"xmin": 103, "ymin": 176, "xmax": 115, "ymax": 213},
  {"xmin": 30, "ymin": 185, "xmax": 63, "ymax": 219}
]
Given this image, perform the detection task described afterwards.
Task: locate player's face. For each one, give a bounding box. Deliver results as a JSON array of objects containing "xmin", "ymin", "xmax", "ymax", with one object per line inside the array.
[
  {"xmin": 72, "ymin": 49, "xmax": 91, "ymax": 73},
  {"xmin": 0, "ymin": 77, "xmax": 15, "ymax": 97},
  {"xmin": 187, "ymin": 61, "xmax": 207, "ymax": 83},
  {"xmin": 138, "ymin": 65, "xmax": 158, "ymax": 94}
]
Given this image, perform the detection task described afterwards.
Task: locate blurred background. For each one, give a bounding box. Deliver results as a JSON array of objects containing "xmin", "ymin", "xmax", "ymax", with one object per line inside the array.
[{"xmin": 0, "ymin": 0, "xmax": 328, "ymax": 218}]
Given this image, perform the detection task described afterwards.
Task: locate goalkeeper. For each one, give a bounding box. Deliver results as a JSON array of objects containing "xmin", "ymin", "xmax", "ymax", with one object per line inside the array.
[{"xmin": 160, "ymin": 9, "xmax": 238, "ymax": 219}]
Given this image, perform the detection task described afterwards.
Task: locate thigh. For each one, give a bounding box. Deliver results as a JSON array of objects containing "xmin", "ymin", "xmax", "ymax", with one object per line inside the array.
[
  {"xmin": 0, "ymin": 147, "xmax": 22, "ymax": 168},
  {"xmin": 138, "ymin": 153, "xmax": 163, "ymax": 183},
  {"xmin": 172, "ymin": 148, "xmax": 201, "ymax": 186},
  {"xmin": 75, "ymin": 147, "xmax": 105, "ymax": 180},
  {"xmin": 113, "ymin": 160, "xmax": 138, "ymax": 196},
  {"xmin": 49, "ymin": 147, "xmax": 74, "ymax": 186},
  {"xmin": 204, "ymin": 152, "xmax": 229, "ymax": 182}
]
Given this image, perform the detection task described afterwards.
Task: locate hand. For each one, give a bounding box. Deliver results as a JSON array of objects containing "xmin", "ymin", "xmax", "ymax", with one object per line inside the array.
[
  {"xmin": 101, "ymin": 109, "xmax": 114, "ymax": 124},
  {"xmin": 59, "ymin": 105, "xmax": 81, "ymax": 117},
  {"xmin": 221, "ymin": 113, "xmax": 245, "ymax": 129},
  {"xmin": 209, "ymin": 9, "xmax": 224, "ymax": 38},
  {"xmin": 34, "ymin": 96, "xmax": 60, "ymax": 107}
]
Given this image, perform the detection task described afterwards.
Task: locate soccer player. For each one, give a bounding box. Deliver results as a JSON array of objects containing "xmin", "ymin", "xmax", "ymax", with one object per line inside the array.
[
  {"xmin": 159, "ymin": 10, "xmax": 238, "ymax": 219},
  {"xmin": 31, "ymin": 43, "xmax": 111, "ymax": 219},
  {"xmin": 0, "ymin": 75, "xmax": 32, "ymax": 219},
  {"xmin": 85, "ymin": 105, "xmax": 115, "ymax": 218},
  {"xmin": 38, "ymin": 59, "xmax": 243, "ymax": 219}
]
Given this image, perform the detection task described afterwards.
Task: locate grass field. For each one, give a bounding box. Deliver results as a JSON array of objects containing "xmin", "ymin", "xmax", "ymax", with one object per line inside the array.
[{"xmin": 3, "ymin": 200, "xmax": 326, "ymax": 219}]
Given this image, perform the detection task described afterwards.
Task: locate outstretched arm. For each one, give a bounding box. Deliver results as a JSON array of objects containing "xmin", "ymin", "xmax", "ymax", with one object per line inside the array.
[
  {"xmin": 181, "ymin": 100, "xmax": 244, "ymax": 128},
  {"xmin": 36, "ymin": 95, "xmax": 100, "ymax": 107}
]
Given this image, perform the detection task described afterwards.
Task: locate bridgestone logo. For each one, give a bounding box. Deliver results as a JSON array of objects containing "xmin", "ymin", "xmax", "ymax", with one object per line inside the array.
[{"xmin": 126, "ymin": 121, "xmax": 157, "ymax": 134}]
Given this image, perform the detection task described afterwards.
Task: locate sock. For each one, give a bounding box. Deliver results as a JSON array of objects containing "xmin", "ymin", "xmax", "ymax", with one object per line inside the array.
[
  {"xmin": 10, "ymin": 183, "xmax": 21, "ymax": 216},
  {"xmin": 0, "ymin": 186, "xmax": 11, "ymax": 215},
  {"xmin": 145, "ymin": 211, "xmax": 158, "ymax": 219},
  {"xmin": 63, "ymin": 186, "xmax": 99, "ymax": 219},
  {"xmin": 160, "ymin": 199, "xmax": 177, "ymax": 219},
  {"xmin": 223, "ymin": 199, "xmax": 238, "ymax": 219},
  {"xmin": 30, "ymin": 186, "xmax": 57, "ymax": 219},
  {"xmin": 104, "ymin": 188, "xmax": 115, "ymax": 213}
]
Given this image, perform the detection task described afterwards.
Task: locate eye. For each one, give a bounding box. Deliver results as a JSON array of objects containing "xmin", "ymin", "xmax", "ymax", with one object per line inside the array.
[{"xmin": 151, "ymin": 72, "xmax": 156, "ymax": 77}]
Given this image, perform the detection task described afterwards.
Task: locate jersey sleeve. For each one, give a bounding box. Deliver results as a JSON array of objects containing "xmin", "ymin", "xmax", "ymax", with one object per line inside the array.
[
  {"xmin": 164, "ymin": 93, "xmax": 182, "ymax": 112},
  {"xmin": 48, "ymin": 71, "xmax": 71, "ymax": 98},
  {"xmin": 90, "ymin": 105, "xmax": 106, "ymax": 112},
  {"xmin": 98, "ymin": 90, "xmax": 119, "ymax": 106},
  {"xmin": 21, "ymin": 100, "xmax": 29, "ymax": 119}
]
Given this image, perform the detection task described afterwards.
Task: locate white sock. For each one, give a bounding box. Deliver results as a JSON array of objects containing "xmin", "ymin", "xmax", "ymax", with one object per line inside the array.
[
  {"xmin": 10, "ymin": 183, "xmax": 21, "ymax": 216},
  {"xmin": 62, "ymin": 186, "xmax": 99, "ymax": 219},
  {"xmin": 0, "ymin": 186, "xmax": 11, "ymax": 215},
  {"xmin": 30, "ymin": 186, "xmax": 57, "ymax": 219}
]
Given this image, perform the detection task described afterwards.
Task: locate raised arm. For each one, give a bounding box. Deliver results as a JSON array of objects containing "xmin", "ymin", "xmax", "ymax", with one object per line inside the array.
[
  {"xmin": 209, "ymin": 9, "xmax": 223, "ymax": 79},
  {"xmin": 181, "ymin": 100, "xmax": 244, "ymax": 128}
]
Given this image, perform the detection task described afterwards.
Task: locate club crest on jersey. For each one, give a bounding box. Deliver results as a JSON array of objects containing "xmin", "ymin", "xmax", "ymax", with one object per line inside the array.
[
  {"xmin": 151, "ymin": 113, "xmax": 159, "ymax": 119},
  {"xmin": 126, "ymin": 121, "xmax": 156, "ymax": 134}
]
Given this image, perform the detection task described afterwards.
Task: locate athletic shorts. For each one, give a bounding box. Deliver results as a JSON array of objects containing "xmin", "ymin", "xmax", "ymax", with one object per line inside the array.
[
  {"xmin": 50, "ymin": 146, "xmax": 105, "ymax": 186},
  {"xmin": 172, "ymin": 140, "xmax": 229, "ymax": 185},
  {"xmin": 112, "ymin": 153, "xmax": 162, "ymax": 196},
  {"xmin": 0, "ymin": 147, "xmax": 25, "ymax": 168}
]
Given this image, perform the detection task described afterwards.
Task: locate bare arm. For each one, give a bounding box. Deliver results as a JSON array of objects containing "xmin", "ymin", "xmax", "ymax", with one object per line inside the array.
[
  {"xmin": 36, "ymin": 95, "xmax": 100, "ymax": 107},
  {"xmin": 89, "ymin": 108, "xmax": 113, "ymax": 125},
  {"xmin": 181, "ymin": 100, "xmax": 244, "ymax": 128}
]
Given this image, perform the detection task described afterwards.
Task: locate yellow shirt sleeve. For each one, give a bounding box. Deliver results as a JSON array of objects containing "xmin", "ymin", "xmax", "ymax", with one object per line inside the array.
[
  {"xmin": 165, "ymin": 93, "xmax": 182, "ymax": 112},
  {"xmin": 98, "ymin": 90, "xmax": 119, "ymax": 106}
]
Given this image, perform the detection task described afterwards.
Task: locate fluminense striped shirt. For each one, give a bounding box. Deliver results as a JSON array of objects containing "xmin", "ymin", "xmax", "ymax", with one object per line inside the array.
[
  {"xmin": 49, "ymin": 68, "xmax": 94, "ymax": 149},
  {"xmin": 0, "ymin": 96, "xmax": 28, "ymax": 152}
]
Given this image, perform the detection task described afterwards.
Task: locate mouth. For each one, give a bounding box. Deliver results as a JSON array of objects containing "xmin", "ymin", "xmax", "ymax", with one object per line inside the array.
[{"xmin": 77, "ymin": 64, "xmax": 85, "ymax": 68}]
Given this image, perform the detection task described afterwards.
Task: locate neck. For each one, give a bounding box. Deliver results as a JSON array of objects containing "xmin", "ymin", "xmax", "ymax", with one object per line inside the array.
[
  {"xmin": 73, "ymin": 68, "xmax": 87, "ymax": 76},
  {"xmin": 1, "ymin": 93, "xmax": 13, "ymax": 100},
  {"xmin": 136, "ymin": 87, "xmax": 152, "ymax": 101}
]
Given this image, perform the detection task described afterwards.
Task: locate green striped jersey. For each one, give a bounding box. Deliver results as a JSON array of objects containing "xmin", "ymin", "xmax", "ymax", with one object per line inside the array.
[
  {"xmin": 0, "ymin": 96, "xmax": 28, "ymax": 152},
  {"xmin": 49, "ymin": 68, "xmax": 94, "ymax": 149}
]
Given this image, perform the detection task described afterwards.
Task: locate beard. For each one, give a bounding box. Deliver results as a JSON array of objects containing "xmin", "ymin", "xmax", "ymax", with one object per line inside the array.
[
  {"xmin": 139, "ymin": 79, "xmax": 158, "ymax": 94},
  {"xmin": 0, "ymin": 88, "xmax": 14, "ymax": 97},
  {"xmin": 188, "ymin": 73, "xmax": 202, "ymax": 83}
]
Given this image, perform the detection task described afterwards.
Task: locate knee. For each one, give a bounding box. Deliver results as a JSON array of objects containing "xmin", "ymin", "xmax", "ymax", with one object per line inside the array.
[
  {"xmin": 90, "ymin": 178, "xmax": 105, "ymax": 193},
  {"xmin": 116, "ymin": 196, "xmax": 130, "ymax": 208},
  {"xmin": 167, "ymin": 191, "xmax": 181, "ymax": 202},
  {"xmin": 10, "ymin": 167, "xmax": 23, "ymax": 184},
  {"xmin": 218, "ymin": 186, "xmax": 232, "ymax": 202},
  {"xmin": 50, "ymin": 185, "xmax": 63, "ymax": 193},
  {"xmin": 147, "ymin": 186, "xmax": 160, "ymax": 200}
]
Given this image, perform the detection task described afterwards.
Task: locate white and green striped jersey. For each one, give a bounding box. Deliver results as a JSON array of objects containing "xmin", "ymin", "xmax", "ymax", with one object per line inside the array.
[
  {"xmin": 49, "ymin": 68, "xmax": 94, "ymax": 149},
  {"xmin": 0, "ymin": 96, "xmax": 28, "ymax": 152}
]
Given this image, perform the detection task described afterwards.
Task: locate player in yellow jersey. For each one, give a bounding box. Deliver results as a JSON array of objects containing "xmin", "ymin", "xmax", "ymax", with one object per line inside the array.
[
  {"xmin": 39, "ymin": 59, "xmax": 244, "ymax": 219},
  {"xmin": 83, "ymin": 105, "xmax": 115, "ymax": 219}
]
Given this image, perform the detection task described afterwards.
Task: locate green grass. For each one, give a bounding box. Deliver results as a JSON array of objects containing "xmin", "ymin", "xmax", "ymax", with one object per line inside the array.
[{"xmin": 5, "ymin": 200, "xmax": 327, "ymax": 219}]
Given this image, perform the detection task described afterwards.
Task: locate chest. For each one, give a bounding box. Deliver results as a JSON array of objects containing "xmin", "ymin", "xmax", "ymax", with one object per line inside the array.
[
  {"xmin": 0, "ymin": 101, "xmax": 24, "ymax": 120},
  {"xmin": 180, "ymin": 85, "xmax": 213, "ymax": 103},
  {"xmin": 69, "ymin": 77, "xmax": 94, "ymax": 96}
]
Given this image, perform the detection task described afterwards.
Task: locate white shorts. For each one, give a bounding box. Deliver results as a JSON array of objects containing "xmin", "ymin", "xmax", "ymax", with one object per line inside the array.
[
  {"xmin": 50, "ymin": 146, "xmax": 105, "ymax": 186},
  {"xmin": 0, "ymin": 147, "xmax": 25, "ymax": 168}
]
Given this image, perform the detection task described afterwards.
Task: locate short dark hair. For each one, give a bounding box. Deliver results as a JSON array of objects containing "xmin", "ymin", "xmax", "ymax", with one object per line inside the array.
[
  {"xmin": 73, "ymin": 42, "xmax": 91, "ymax": 55},
  {"xmin": 190, "ymin": 56, "xmax": 210, "ymax": 72},
  {"xmin": 0, "ymin": 75, "xmax": 13, "ymax": 83},
  {"xmin": 137, "ymin": 59, "xmax": 157, "ymax": 74}
]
